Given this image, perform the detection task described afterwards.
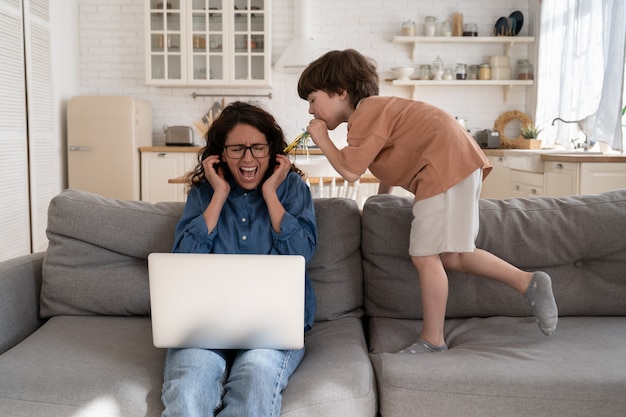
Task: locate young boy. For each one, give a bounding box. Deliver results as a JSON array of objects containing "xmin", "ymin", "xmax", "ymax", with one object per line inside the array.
[{"xmin": 298, "ymin": 49, "xmax": 558, "ymax": 354}]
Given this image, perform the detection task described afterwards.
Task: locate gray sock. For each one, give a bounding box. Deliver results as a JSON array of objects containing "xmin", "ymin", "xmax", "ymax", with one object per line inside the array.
[
  {"xmin": 525, "ymin": 271, "xmax": 558, "ymax": 336},
  {"xmin": 398, "ymin": 338, "xmax": 448, "ymax": 354}
]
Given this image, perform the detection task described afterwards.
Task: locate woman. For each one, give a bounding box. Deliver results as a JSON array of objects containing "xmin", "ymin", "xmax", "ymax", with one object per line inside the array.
[{"xmin": 162, "ymin": 102, "xmax": 317, "ymax": 417}]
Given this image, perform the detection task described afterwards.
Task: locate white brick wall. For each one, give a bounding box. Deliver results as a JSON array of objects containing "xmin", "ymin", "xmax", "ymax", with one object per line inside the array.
[{"xmin": 78, "ymin": 0, "xmax": 534, "ymax": 146}]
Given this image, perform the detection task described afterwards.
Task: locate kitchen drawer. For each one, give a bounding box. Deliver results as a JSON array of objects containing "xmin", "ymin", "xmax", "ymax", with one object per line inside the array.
[
  {"xmin": 510, "ymin": 181, "xmax": 544, "ymax": 197},
  {"xmin": 509, "ymin": 169, "xmax": 544, "ymax": 187}
]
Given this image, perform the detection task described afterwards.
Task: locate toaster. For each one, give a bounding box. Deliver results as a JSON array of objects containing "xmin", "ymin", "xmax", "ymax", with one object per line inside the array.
[
  {"xmin": 165, "ymin": 125, "xmax": 194, "ymax": 146},
  {"xmin": 474, "ymin": 129, "xmax": 501, "ymax": 149}
]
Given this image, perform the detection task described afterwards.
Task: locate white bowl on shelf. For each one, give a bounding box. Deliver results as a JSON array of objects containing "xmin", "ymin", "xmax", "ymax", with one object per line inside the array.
[{"xmin": 392, "ymin": 66, "xmax": 414, "ymax": 80}]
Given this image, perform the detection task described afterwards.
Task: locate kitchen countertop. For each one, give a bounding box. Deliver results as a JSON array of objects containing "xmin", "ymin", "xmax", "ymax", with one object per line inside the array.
[
  {"xmin": 139, "ymin": 146, "xmax": 626, "ymax": 163},
  {"xmin": 483, "ymin": 148, "xmax": 626, "ymax": 162},
  {"xmin": 140, "ymin": 146, "xmax": 202, "ymax": 152},
  {"xmin": 139, "ymin": 147, "xmax": 324, "ymax": 155},
  {"xmin": 540, "ymin": 153, "xmax": 626, "ymax": 162}
]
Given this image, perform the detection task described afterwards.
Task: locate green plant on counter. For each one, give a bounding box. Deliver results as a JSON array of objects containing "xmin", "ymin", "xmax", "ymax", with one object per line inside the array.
[{"xmin": 520, "ymin": 123, "xmax": 542, "ymax": 139}]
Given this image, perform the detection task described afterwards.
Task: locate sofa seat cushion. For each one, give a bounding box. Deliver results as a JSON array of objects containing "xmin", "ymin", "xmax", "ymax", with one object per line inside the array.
[
  {"xmin": 282, "ymin": 317, "xmax": 377, "ymax": 416},
  {"xmin": 0, "ymin": 316, "xmax": 165, "ymax": 417},
  {"xmin": 369, "ymin": 316, "xmax": 626, "ymax": 417}
]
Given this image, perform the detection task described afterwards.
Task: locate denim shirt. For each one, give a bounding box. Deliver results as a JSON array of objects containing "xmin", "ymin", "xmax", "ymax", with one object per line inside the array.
[{"xmin": 172, "ymin": 171, "xmax": 318, "ymax": 331}]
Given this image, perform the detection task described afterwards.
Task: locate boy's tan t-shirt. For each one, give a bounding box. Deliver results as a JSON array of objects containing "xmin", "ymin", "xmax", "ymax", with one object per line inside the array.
[{"xmin": 339, "ymin": 96, "xmax": 492, "ymax": 201}]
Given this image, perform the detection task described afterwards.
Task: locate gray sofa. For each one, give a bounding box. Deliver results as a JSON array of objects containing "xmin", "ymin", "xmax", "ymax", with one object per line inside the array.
[{"xmin": 1, "ymin": 188, "xmax": 625, "ymax": 417}]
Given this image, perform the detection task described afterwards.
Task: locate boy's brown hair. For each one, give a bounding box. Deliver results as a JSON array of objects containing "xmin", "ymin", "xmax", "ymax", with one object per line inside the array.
[{"xmin": 297, "ymin": 49, "xmax": 379, "ymax": 109}]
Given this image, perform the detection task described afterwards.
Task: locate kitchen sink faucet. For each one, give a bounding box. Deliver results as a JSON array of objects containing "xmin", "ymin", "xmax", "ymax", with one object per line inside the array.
[{"xmin": 551, "ymin": 117, "xmax": 595, "ymax": 150}]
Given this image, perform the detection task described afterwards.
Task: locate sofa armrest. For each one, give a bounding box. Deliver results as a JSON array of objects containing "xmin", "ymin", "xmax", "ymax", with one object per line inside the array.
[{"xmin": 0, "ymin": 252, "xmax": 45, "ymax": 354}]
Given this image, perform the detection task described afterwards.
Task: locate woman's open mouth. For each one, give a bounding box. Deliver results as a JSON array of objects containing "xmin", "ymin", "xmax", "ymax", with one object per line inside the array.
[{"xmin": 240, "ymin": 166, "xmax": 258, "ymax": 181}]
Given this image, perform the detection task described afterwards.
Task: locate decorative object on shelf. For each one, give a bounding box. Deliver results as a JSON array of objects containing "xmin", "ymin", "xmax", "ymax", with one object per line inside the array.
[
  {"xmin": 442, "ymin": 68, "xmax": 454, "ymax": 80},
  {"xmin": 494, "ymin": 10, "xmax": 524, "ymax": 36},
  {"xmin": 418, "ymin": 64, "xmax": 431, "ymax": 80},
  {"xmin": 401, "ymin": 20, "xmax": 416, "ymax": 36},
  {"xmin": 494, "ymin": 110, "xmax": 533, "ymax": 148},
  {"xmin": 463, "ymin": 23, "xmax": 478, "ymax": 36},
  {"xmin": 468, "ymin": 65, "xmax": 479, "ymax": 80},
  {"xmin": 509, "ymin": 10, "xmax": 524, "ymax": 35},
  {"xmin": 516, "ymin": 59, "xmax": 534, "ymax": 80},
  {"xmin": 454, "ymin": 63, "xmax": 467, "ymax": 80},
  {"xmin": 431, "ymin": 56, "xmax": 444, "ymax": 81},
  {"xmin": 452, "ymin": 12, "xmax": 463, "ymax": 36},
  {"xmin": 479, "ymin": 64, "xmax": 491, "ymax": 80},
  {"xmin": 441, "ymin": 20, "xmax": 452, "ymax": 36},
  {"xmin": 392, "ymin": 66, "xmax": 415, "ymax": 80},
  {"xmin": 489, "ymin": 55, "xmax": 511, "ymax": 80},
  {"xmin": 424, "ymin": 16, "xmax": 437, "ymax": 36}
]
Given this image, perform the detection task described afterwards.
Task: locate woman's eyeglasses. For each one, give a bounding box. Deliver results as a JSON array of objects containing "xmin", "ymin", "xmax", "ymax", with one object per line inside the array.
[{"xmin": 223, "ymin": 144, "xmax": 271, "ymax": 159}]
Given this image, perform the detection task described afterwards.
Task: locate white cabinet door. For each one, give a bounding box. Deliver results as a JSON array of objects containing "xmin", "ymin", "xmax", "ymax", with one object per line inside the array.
[
  {"xmin": 145, "ymin": 0, "xmax": 271, "ymax": 87},
  {"xmin": 141, "ymin": 151, "xmax": 197, "ymax": 203},
  {"xmin": 481, "ymin": 155, "xmax": 511, "ymax": 199},
  {"xmin": 579, "ymin": 163, "xmax": 626, "ymax": 195}
]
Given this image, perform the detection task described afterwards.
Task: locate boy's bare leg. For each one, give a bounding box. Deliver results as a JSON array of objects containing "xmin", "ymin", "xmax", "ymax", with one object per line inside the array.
[
  {"xmin": 441, "ymin": 249, "xmax": 558, "ymax": 336},
  {"xmin": 398, "ymin": 255, "xmax": 449, "ymax": 353},
  {"xmin": 398, "ymin": 250, "xmax": 558, "ymax": 354}
]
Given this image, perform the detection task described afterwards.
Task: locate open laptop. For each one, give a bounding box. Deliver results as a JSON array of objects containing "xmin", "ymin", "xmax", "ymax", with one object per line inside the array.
[{"xmin": 148, "ymin": 253, "xmax": 305, "ymax": 350}]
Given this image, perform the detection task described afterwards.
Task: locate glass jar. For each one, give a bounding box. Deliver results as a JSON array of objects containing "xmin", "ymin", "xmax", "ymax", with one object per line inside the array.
[
  {"xmin": 418, "ymin": 64, "xmax": 432, "ymax": 80},
  {"xmin": 424, "ymin": 16, "xmax": 437, "ymax": 36},
  {"xmin": 479, "ymin": 64, "xmax": 491, "ymax": 80},
  {"xmin": 431, "ymin": 55, "xmax": 445, "ymax": 80},
  {"xmin": 468, "ymin": 65, "xmax": 479, "ymax": 80},
  {"xmin": 517, "ymin": 59, "xmax": 534, "ymax": 80},
  {"xmin": 455, "ymin": 63, "xmax": 467, "ymax": 80},
  {"xmin": 463, "ymin": 23, "xmax": 478, "ymax": 36},
  {"xmin": 443, "ymin": 68, "xmax": 454, "ymax": 80},
  {"xmin": 401, "ymin": 20, "xmax": 416, "ymax": 36},
  {"xmin": 441, "ymin": 20, "xmax": 452, "ymax": 36}
]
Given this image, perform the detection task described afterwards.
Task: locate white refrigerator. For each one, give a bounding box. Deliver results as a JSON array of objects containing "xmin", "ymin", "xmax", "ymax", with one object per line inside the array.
[{"xmin": 67, "ymin": 95, "xmax": 152, "ymax": 200}]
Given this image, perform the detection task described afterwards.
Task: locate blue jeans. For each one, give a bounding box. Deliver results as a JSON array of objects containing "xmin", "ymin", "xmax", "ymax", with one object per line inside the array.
[{"xmin": 162, "ymin": 347, "xmax": 305, "ymax": 417}]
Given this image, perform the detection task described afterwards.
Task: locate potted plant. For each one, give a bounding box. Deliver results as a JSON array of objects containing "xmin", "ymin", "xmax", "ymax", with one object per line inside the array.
[{"xmin": 519, "ymin": 123, "xmax": 542, "ymax": 149}]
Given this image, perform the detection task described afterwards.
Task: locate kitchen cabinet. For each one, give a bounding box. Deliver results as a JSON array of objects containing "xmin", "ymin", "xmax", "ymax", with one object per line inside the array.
[
  {"xmin": 480, "ymin": 155, "xmax": 510, "ymax": 199},
  {"xmin": 507, "ymin": 153, "xmax": 626, "ymax": 198},
  {"xmin": 141, "ymin": 149, "xmax": 198, "ymax": 203},
  {"xmin": 579, "ymin": 163, "xmax": 626, "ymax": 195},
  {"xmin": 509, "ymin": 169, "xmax": 544, "ymax": 198},
  {"xmin": 391, "ymin": 36, "xmax": 534, "ymax": 100},
  {"xmin": 145, "ymin": 0, "xmax": 271, "ymax": 87},
  {"xmin": 544, "ymin": 161, "xmax": 579, "ymax": 197}
]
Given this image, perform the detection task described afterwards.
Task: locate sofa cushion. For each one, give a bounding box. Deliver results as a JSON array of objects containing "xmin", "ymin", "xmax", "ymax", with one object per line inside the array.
[
  {"xmin": 282, "ymin": 317, "xmax": 377, "ymax": 416},
  {"xmin": 309, "ymin": 198, "xmax": 363, "ymax": 322},
  {"xmin": 362, "ymin": 190, "xmax": 626, "ymax": 319},
  {"xmin": 368, "ymin": 316, "xmax": 626, "ymax": 417},
  {"xmin": 41, "ymin": 190, "xmax": 184, "ymax": 318},
  {"xmin": 0, "ymin": 316, "xmax": 165, "ymax": 417}
]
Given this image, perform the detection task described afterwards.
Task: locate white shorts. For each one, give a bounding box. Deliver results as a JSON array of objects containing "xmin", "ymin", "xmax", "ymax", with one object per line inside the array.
[{"xmin": 409, "ymin": 168, "xmax": 482, "ymax": 257}]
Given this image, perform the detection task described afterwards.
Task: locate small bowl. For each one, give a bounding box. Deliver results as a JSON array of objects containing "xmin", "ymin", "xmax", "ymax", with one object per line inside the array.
[{"xmin": 392, "ymin": 66, "xmax": 415, "ymax": 80}]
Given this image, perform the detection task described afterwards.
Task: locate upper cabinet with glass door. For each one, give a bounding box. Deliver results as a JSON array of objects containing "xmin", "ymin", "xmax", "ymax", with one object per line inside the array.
[{"xmin": 145, "ymin": 0, "xmax": 271, "ymax": 87}]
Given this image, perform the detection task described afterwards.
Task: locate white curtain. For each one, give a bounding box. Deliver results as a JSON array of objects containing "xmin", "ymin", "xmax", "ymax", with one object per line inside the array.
[{"xmin": 535, "ymin": 0, "xmax": 626, "ymax": 151}]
